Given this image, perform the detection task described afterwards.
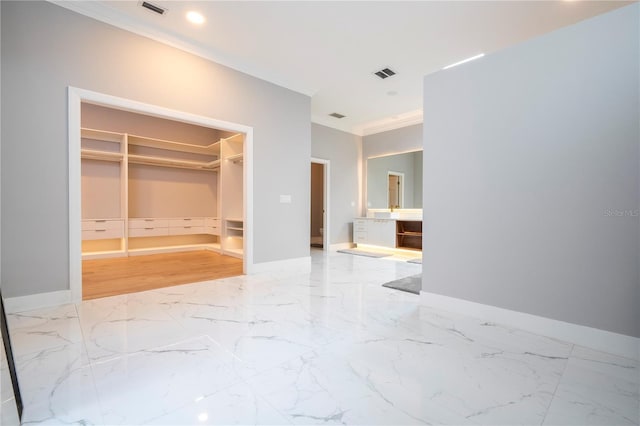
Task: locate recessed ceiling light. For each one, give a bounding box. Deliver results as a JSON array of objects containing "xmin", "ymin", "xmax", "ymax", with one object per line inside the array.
[
  {"xmin": 186, "ymin": 11, "xmax": 206, "ymax": 25},
  {"xmin": 442, "ymin": 53, "xmax": 485, "ymax": 70}
]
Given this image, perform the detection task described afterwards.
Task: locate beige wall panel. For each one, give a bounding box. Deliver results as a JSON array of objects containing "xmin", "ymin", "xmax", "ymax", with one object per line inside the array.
[
  {"xmin": 220, "ymin": 138, "xmax": 244, "ymax": 220},
  {"xmin": 128, "ymin": 164, "xmax": 217, "ymax": 218},
  {"xmin": 81, "ymin": 159, "xmax": 121, "ymax": 219}
]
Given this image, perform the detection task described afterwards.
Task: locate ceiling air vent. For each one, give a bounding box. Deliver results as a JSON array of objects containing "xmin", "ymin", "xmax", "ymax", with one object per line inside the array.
[
  {"xmin": 329, "ymin": 113, "xmax": 346, "ymax": 119},
  {"xmin": 141, "ymin": 1, "xmax": 166, "ymax": 15},
  {"xmin": 374, "ymin": 68, "xmax": 396, "ymax": 79}
]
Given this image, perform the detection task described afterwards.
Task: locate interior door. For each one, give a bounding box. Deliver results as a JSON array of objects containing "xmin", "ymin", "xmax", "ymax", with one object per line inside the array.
[{"xmin": 388, "ymin": 174, "xmax": 401, "ymax": 208}]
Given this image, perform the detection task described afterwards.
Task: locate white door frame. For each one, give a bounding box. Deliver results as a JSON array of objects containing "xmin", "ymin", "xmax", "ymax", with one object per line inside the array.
[
  {"xmin": 310, "ymin": 157, "xmax": 330, "ymax": 251},
  {"xmin": 387, "ymin": 171, "xmax": 404, "ymax": 209},
  {"xmin": 68, "ymin": 87, "xmax": 254, "ymax": 302}
]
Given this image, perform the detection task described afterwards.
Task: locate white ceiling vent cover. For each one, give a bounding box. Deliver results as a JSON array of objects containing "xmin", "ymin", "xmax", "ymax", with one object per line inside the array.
[
  {"xmin": 140, "ymin": 1, "xmax": 166, "ymax": 15},
  {"xmin": 374, "ymin": 68, "xmax": 396, "ymax": 79}
]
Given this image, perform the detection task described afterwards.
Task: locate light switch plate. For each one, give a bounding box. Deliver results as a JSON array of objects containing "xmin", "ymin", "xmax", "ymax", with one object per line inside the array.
[{"xmin": 280, "ymin": 195, "xmax": 292, "ymax": 204}]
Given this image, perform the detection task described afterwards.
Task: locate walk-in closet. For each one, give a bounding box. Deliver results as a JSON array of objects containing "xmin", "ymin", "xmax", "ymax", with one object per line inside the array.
[{"xmin": 80, "ymin": 103, "xmax": 245, "ymax": 299}]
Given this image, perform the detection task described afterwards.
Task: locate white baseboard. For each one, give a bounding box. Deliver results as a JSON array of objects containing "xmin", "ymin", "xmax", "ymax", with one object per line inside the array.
[
  {"xmin": 420, "ymin": 291, "xmax": 639, "ymax": 360},
  {"xmin": 329, "ymin": 242, "xmax": 355, "ymax": 251},
  {"xmin": 247, "ymin": 256, "xmax": 311, "ymax": 274},
  {"xmin": 4, "ymin": 290, "xmax": 73, "ymax": 314}
]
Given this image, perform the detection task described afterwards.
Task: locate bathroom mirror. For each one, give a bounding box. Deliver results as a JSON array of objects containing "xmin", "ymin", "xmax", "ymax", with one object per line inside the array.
[{"xmin": 367, "ymin": 150, "xmax": 422, "ymax": 209}]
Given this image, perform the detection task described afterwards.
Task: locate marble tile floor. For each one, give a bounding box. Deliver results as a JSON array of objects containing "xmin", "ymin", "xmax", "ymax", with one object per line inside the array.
[{"xmin": 6, "ymin": 250, "xmax": 639, "ymax": 425}]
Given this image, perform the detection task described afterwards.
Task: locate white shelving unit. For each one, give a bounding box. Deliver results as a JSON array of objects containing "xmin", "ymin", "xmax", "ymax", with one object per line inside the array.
[
  {"xmin": 225, "ymin": 219, "xmax": 244, "ymax": 234},
  {"xmin": 225, "ymin": 218, "xmax": 244, "ymax": 255},
  {"xmin": 221, "ymin": 134, "xmax": 245, "ymax": 259},
  {"xmin": 80, "ymin": 125, "xmax": 245, "ymax": 260},
  {"xmin": 81, "ymin": 128, "xmax": 127, "ymax": 259}
]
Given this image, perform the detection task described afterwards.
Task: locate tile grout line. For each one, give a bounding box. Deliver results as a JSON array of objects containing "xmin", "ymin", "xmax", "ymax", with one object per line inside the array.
[
  {"xmin": 74, "ymin": 301, "xmax": 106, "ymax": 425},
  {"xmin": 539, "ymin": 343, "xmax": 575, "ymax": 425}
]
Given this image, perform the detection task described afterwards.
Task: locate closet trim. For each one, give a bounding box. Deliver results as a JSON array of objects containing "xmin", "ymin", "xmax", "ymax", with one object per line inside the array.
[{"xmin": 68, "ymin": 87, "xmax": 254, "ymax": 303}]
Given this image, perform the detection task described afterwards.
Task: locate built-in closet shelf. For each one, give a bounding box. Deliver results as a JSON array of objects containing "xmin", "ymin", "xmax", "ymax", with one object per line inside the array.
[
  {"xmin": 225, "ymin": 153, "xmax": 243, "ymax": 164},
  {"xmin": 128, "ymin": 134, "xmax": 221, "ymax": 156},
  {"xmin": 81, "ymin": 149, "xmax": 124, "ymax": 162},
  {"xmin": 128, "ymin": 154, "xmax": 220, "ymax": 171},
  {"xmin": 81, "ymin": 128, "xmax": 125, "ymax": 143},
  {"xmin": 225, "ymin": 219, "xmax": 244, "ymax": 237}
]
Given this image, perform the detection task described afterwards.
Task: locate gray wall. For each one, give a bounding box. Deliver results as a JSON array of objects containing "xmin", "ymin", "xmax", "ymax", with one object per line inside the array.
[
  {"xmin": 311, "ymin": 123, "xmax": 362, "ymax": 246},
  {"xmin": 1, "ymin": 1, "xmax": 311, "ymax": 298},
  {"xmin": 423, "ymin": 4, "xmax": 639, "ymax": 337},
  {"xmin": 363, "ymin": 124, "xmax": 422, "ymax": 160}
]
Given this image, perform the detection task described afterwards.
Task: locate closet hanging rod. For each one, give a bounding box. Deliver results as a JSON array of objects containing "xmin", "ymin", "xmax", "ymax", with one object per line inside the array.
[{"xmin": 80, "ymin": 149, "xmax": 124, "ymax": 162}]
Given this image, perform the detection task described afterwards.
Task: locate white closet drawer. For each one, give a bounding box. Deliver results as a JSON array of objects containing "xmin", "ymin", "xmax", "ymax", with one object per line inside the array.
[
  {"xmin": 205, "ymin": 218, "xmax": 220, "ymax": 227},
  {"xmin": 82, "ymin": 228, "xmax": 123, "ymax": 240},
  {"xmin": 129, "ymin": 218, "xmax": 169, "ymax": 229},
  {"xmin": 354, "ymin": 231, "xmax": 368, "ymax": 243},
  {"xmin": 169, "ymin": 226, "xmax": 205, "ymax": 236},
  {"xmin": 354, "ymin": 223, "xmax": 367, "ymax": 232},
  {"xmin": 168, "ymin": 218, "xmax": 204, "ymax": 228},
  {"xmin": 82, "ymin": 219, "xmax": 123, "ymax": 231},
  {"xmin": 129, "ymin": 227, "xmax": 169, "ymax": 238},
  {"xmin": 354, "ymin": 219, "xmax": 368, "ymax": 232},
  {"xmin": 205, "ymin": 226, "xmax": 220, "ymax": 236}
]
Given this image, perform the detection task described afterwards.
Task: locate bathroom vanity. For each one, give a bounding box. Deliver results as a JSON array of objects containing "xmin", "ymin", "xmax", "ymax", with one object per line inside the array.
[
  {"xmin": 354, "ymin": 213, "xmax": 422, "ymax": 251},
  {"xmin": 360, "ymin": 148, "xmax": 423, "ymax": 251}
]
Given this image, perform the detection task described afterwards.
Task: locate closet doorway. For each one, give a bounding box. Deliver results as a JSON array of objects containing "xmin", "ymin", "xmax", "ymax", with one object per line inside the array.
[
  {"xmin": 68, "ymin": 87, "xmax": 254, "ymax": 302},
  {"xmin": 310, "ymin": 158, "xmax": 329, "ymax": 251}
]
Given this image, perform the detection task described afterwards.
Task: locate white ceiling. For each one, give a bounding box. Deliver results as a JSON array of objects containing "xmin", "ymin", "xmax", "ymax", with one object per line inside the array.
[{"xmin": 54, "ymin": 1, "xmax": 629, "ymax": 136}]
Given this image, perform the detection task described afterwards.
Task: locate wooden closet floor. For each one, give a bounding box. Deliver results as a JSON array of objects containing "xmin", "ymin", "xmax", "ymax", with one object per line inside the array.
[{"xmin": 82, "ymin": 251, "xmax": 243, "ymax": 300}]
